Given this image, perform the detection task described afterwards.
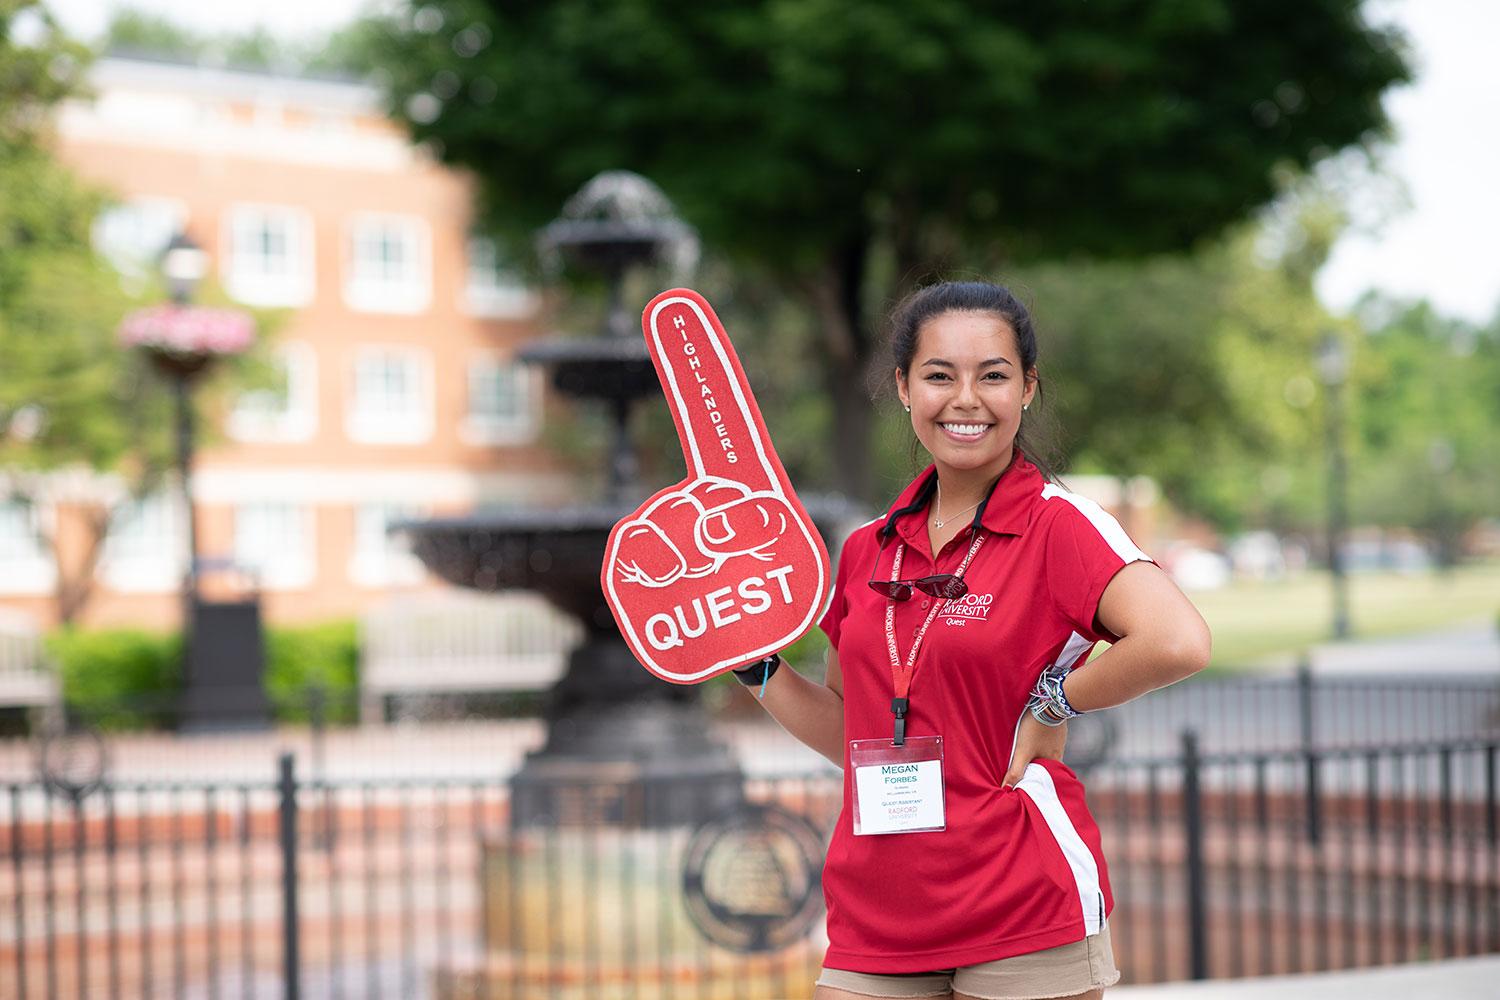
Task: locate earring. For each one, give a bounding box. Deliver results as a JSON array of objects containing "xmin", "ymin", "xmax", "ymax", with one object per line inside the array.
[
  {"xmin": 904, "ymin": 404, "xmax": 910, "ymax": 413},
  {"xmin": 1023, "ymin": 404, "xmax": 1030, "ymax": 412}
]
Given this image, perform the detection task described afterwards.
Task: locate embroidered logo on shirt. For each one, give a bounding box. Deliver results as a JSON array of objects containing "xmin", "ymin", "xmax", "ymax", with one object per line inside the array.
[{"xmin": 941, "ymin": 591, "xmax": 994, "ymax": 626}]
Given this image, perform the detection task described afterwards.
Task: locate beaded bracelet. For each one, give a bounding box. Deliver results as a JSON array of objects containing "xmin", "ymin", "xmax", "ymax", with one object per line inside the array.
[{"xmin": 1027, "ymin": 662, "xmax": 1081, "ymax": 728}]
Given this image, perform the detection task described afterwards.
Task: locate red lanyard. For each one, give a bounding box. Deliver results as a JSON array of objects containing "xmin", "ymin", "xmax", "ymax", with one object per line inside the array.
[{"xmin": 882, "ymin": 530, "xmax": 986, "ymax": 744}]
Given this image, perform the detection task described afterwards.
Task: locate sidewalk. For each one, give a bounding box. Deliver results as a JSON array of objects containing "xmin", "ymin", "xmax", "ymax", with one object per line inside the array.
[
  {"xmin": 1112, "ymin": 956, "xmax": 1500, "ymax": 999},
  {"xmin": 1252, "ymin": 617, "xmax": 1500, "ymax": 676}
]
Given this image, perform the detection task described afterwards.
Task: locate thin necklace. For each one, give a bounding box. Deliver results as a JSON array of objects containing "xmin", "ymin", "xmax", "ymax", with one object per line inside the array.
[{"xmin": 933, "ymin": 481, "xmax": 983, "ymax": 529}]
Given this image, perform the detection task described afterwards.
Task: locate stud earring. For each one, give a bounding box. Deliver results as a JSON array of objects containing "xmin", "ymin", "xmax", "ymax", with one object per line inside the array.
[{"xmin": 904, "ymin": 404, "xmax": 910, "ymax": 413}]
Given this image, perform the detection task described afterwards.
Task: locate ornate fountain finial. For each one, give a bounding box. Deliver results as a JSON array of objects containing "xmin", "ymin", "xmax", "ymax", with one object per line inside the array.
[{"xmin": 537, "ymin": 170, "xmax": 699, "ymax": 286}]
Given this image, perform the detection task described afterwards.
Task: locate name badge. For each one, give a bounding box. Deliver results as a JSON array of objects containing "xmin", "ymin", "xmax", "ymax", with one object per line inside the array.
[{"xmin": 849, "ymin": 735, "xmax": 946, "ymax": 835}]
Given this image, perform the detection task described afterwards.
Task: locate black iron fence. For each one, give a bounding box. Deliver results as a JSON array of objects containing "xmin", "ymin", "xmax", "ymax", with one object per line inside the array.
[
  {"xmin": 5, "ymin": 736, "xmax": 1500, "ymax": 999},
  {"xmin": 5, "ymin": 669, "xmax": 1499, "ymax": 785}
]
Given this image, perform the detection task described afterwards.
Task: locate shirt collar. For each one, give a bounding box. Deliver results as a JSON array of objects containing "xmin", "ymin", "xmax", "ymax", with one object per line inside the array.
[{"xmin": 877, "ymin": 450, "xmax": 1043, "ymax": 548}]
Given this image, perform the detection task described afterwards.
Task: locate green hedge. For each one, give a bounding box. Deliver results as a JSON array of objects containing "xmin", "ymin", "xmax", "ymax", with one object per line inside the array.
[{"xmin": 46, "ymin": 620, "xmax": 359, "ymax": 728}]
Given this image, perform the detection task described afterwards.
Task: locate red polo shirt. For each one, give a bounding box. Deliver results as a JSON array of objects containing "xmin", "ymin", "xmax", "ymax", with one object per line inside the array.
[{"xmin": 818, "ymin": 452, "xmax": 1152, "ymax": 972}]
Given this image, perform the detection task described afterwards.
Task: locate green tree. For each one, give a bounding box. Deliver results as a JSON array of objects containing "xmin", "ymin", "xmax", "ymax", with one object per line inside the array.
[
  {"xmin": 1348, "ymin": 300, "xmax": 1500, "ymax": 566},
  {"xmin": 369, "ymin": 0, "xmax": 1408, "ymax": 500},
  {"xmin": 1, "ymin": 2, "xmax": 276, "ymax": 622}
]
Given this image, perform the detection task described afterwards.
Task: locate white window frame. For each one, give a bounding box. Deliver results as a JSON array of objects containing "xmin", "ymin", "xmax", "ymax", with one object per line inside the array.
[
  {"xmin": 100, "ymin": 492, "xmax": 186, "ymax": 593},
  {"xmin": 461, "ymin": 235, "xmax": 539, "ymax": 318},
  {"xmin": 222, "ymin": 202, "xmax": 315, "ymax": 307},
  {"xmin": 0, "ymin": 499, "xmax": 57, "ymax": 595},
  {"xmin": 232, "ymin": 502, "xmax": 315, "ymax": 591},
  {"xmin": 91, "ymin": 196, "xmax": 189, "ymax": 282},
  {"xmin": 345, "ymin": 346, "xmax": 434, "ymax": 445},
  {"xmin": 227, "ymin": 341, "xmax": 319, "ymax": 444},
  {"xmin": 348, "ymin": 502, "xmax": 429, "ymax": 588},
  {"xmin": 461, "ymin": 355, "xmax": 541, "ymax": 446},
  {"xmin": 343, "ymin": 213, "xmax": 432, "ymax": 314}
]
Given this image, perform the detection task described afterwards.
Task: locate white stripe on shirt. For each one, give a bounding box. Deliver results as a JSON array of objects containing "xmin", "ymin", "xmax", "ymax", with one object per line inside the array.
[
  {"xmin": 1015, "ymin": 762, "xmax": 1105, "ymax": 935},
  {"xmin": 1040, "ymin": 483, "xmax": 1150, "ymax": 564}
]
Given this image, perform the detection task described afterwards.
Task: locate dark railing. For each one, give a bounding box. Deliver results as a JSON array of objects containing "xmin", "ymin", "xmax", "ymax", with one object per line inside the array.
[
  {"xmin": 6, "ymin": 669, "xmax": 1498, "ymax": 784},
  {"xmin": 4, "ymin": 737, "xmax": 1500, "ymax": 999}
]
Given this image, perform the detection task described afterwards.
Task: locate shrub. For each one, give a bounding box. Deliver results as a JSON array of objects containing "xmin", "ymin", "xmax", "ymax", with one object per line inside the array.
[
  {"xmin": 264, "ymin": 620, "xmax": 359, "ymax": 723},
  {"xmin": 45, "ymin": 627, "xmax": 181, "ymax": 729},
  {"xmin": 44, "ymin": 618, "xmax": 361, "ymax": 729}
]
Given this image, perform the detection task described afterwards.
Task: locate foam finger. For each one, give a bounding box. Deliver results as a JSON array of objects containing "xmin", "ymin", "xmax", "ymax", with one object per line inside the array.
[{"xmin": 643, "ymin": 289, "xmax": 778, "ymax": 492}]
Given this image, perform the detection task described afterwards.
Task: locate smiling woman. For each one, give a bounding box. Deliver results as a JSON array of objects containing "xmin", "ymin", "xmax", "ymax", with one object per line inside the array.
[{"xmin": 734, "ymin": 280, "xmax": 1212, "ymax": 1000}]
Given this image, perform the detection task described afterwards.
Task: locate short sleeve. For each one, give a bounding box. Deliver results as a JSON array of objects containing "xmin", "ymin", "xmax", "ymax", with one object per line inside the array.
[
  {"xmin": 818, "ymin": 533, "xmax": 861, "ymax": 651},
  {"xmin": 1043, "ymin": 496, "xmax": 1154, "ymax": 642}
]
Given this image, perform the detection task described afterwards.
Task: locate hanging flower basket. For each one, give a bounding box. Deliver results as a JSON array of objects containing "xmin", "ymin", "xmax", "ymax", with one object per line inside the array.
[{"xmin": 118, "ymin": 305, "xmax": 256, "ymax": 378}]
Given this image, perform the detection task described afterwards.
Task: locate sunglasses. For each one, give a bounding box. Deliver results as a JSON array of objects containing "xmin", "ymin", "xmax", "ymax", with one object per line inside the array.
[{"xmin": 867, "ymin": 573, "xmax": 968, "ymax": 602}]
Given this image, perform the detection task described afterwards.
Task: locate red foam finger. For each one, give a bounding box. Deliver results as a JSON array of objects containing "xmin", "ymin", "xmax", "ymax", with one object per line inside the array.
[
  {"xmin": 644, "ymin": 290, "xmax": 777, "ymax": 492},
  {"xmin": 603, "ymin": 288, "xmax": 833, "ymax": 685}
]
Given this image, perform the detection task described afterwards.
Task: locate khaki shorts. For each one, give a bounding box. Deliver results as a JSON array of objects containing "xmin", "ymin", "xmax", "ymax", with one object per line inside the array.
[{"xmin": 815, "ymin": 923, "xmax": 1120, "ymax": 999}]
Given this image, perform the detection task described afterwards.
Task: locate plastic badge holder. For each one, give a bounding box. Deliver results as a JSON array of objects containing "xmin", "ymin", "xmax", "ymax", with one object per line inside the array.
[{"xmin": 849, "ymin": 735, "xmax": 946, "ymax": 836}]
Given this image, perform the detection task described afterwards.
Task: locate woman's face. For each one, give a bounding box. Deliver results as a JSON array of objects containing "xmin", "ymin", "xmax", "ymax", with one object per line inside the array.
[{"xmin": 895, "ymin": 310, "xmax": 1037, "ymax": 479}]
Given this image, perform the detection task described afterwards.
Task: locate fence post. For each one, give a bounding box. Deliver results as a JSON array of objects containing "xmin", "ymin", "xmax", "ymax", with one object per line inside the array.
[
  {"xmin": 1297, "ymin": 657, "xmax": 1322, "ymax": 844},
  {"xmin": 278, "ymin": 752, "xmax": 301, "ymax": 1000},
  {"xmin": 1181, "ymin": 729, "xmax": 1209, "ymax": 980}
]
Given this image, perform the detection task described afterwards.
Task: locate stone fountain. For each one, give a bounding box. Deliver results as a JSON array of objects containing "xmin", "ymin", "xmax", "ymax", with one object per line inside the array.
[
  {"xmin": 406, "ymin": 172, "xmax": 820, "ymax": 829},
  {"xmin": 410, "ymin": 172, "xmax": 843, "ymax": 1000}
]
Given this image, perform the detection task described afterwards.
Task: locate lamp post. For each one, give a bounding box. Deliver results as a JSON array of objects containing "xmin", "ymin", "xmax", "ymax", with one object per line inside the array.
[
  {"xmin": 118, "ymin": 233, "xmax": 266, "ymax": 729},
  {"xmin": 1316, "ymin": 332, "xmax": 1351, "ymax": 640},
  {"xmin": 160, "ymin": 233, "xmax": 211, "ymax": 596}
]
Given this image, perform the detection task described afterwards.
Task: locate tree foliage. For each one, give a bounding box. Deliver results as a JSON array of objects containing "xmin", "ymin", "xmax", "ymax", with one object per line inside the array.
[
  {"xmin": 369, "ymin": 0, "xmax": 1408, "ymax": 500},
  {"xmin": 1, "ymin": 2, "xmax": 278, "ymax": 622}
]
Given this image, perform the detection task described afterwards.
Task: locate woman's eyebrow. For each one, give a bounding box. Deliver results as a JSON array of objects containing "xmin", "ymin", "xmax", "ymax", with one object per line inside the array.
[{"xmin": 919, "ymin": 357, "xmax": 1014, "ymax": 369}]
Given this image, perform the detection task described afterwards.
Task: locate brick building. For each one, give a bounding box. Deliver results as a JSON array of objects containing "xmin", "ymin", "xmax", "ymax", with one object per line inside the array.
[{"xmin": 1, "ymin": 55, "xmax": 573, "ymax": 629}]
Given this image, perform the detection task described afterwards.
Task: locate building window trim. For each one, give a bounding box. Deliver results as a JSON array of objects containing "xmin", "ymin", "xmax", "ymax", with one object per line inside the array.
[
  {"xmin": 345, "ymin": 346, "xmax": 435, "ymax": 446},
  {"xmin": 461, "ymin": 235, "xmax": 539, "ymax": 319},
  {"xmin": 343, "ymin": 212, "xmax": 432, "ymax": 315},
  {"xmin": 460, "ymin": 354, "xmax": 541, "ymax": 446},
  {"xmin": 227, "ymin": 340, "xmax": 319, "ymax": 444},
  {"xmin": 348, "ymin": 501, "xmax": 429, "ymax": 588},
  {"xmin": 0, "ymin": 499, "xmax": 57, "ymax": 595},
  {"xmin": 232, "ymin": 502, "xmax": 316, "ymax": 591},
  {"xmin": 222, "ymin": 202, "xmax": 316, "ymax": 308}
]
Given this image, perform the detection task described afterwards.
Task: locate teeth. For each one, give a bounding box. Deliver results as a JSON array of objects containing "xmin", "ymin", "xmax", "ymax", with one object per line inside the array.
[{"xmin": 942, "ymin": 423, "xmax": 989, "ymax": 436}]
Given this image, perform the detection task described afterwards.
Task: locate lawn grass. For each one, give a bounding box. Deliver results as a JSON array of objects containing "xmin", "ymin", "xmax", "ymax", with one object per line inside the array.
[{"xmin": 1189, "ymin": 561, "xmax": 1500, "ymax": 670}]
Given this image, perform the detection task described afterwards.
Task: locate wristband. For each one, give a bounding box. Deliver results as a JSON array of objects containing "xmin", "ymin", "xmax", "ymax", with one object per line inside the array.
[
  {"xmin": 1026, "ymin": 662, "xmax": 1080, "ymax": 728},
  {"xmin": 732, "ymin": 653, "xmax": 781, "ymax": 686}
]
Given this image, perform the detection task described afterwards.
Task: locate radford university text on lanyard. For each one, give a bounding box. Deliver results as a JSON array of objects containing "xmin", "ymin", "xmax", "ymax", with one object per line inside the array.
[{"xmin": 849, "ymin": 529, "xmax": 986, "ymax": 836}]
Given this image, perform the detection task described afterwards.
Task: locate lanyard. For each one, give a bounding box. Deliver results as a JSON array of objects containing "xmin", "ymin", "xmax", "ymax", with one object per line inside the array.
[{"xmin": 882, "ymin": 529, "xmax": 986, "ymax": 745}]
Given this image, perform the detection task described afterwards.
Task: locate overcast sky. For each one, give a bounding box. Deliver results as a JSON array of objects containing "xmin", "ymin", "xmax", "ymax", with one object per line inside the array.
[{"xmin": 46, "ymin": 0, "xmax": 1500, "ymax": 325}]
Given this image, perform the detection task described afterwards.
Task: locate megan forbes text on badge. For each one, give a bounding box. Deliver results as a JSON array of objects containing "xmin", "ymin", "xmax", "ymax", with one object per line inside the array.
[
  {"xmin": 645, "ymin": 565, "xmax": 797, "ymax": 651},
  {"xmin": 674, "ymin": 312, "xmax": 739, "ymax": 465},
  {"xmin": 881, "ymin": 764, "xmax": 920, "ymax": 785}
]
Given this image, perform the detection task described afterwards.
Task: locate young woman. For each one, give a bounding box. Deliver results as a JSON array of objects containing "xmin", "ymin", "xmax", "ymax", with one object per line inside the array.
[{"xmin": 731, "ymin": 281, "xmax": 1212, "ymax": 1000}]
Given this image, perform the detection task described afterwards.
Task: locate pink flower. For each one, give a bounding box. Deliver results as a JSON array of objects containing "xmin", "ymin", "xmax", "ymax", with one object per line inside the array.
[{"xmin": 118, "ymin": 305, "xmax": 255, "ymax": 357}]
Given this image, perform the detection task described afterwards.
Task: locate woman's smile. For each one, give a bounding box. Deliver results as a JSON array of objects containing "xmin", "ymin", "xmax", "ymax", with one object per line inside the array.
[{"xmin": 938, "ymin": 421, "xmax": 994, "ymax": 442}]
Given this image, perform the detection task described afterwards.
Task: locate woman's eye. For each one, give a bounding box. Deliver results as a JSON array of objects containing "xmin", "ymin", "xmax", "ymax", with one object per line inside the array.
[{"xmin": 984, "ymin": 371, "xmax": 1008, "ymax": 381}]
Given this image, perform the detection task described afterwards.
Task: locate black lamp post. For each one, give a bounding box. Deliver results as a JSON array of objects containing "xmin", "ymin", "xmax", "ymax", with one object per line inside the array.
[
  {"xmin": 118, "ymin": 233, "xmax": 269, "ymax": 730},
  {"xmin": 1317, "ymin": 332, "xmax": 1352, "ymax": 641},
  {"xmin": 160, "ymin": 232, "xmax": 210, "ymax": 596}
]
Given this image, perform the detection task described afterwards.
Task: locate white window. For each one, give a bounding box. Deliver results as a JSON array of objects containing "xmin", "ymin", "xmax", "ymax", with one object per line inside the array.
[
  {"xmin": 228, "ymin": 342, "xmax": 318, "ymax": 443},
  {"xmin": 223, "ymin": 203, "xmax": 315, "ymax": 306},
  {"xmin": 233, "ymin": 502, "xmax": 314, "ymax": 590},
  {"xmin": 92, "ymin": 196, "xmax": 188, "ymax": 282},
  {"xmin": 346, "ymin": 347, "xmax": 434, "ymax": 445},
  {"xmin": 462, "ymin": 356, "xmax": 539, "ymax": 445},
  {"xmin": 101, "ymin": 493, "xmax": 185, "ymax": 593},
  {"xmin": 344, "ymin": 213, "xmax": 431, "ymax": 314},
  {"xmin": 0, "ymin": 500, "xmax": 55, "ymax": 595},
  {"xmin": 462, "ymin": 236, "xmax": 538, "ymax": 317},
  {"xmin": 349, "ymin": 502, "xmax": 428, "ymax": 588}
]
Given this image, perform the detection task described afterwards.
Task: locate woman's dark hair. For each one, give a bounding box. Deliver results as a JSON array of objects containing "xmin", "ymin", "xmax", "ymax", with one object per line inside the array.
[{"xmin": 880, "ymin": 280, "xmax": 1062, "ymax": 482}]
